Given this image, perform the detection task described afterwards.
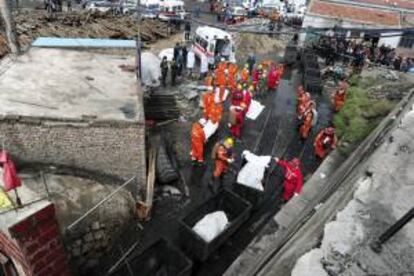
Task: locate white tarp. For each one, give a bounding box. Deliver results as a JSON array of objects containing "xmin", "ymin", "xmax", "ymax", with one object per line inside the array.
[
  {"xmin": 237, "ymin": 150, "xmax": 271, "ymax": 191},
  {"xmin": 192, "ymin": 211, "xmax": 229, "ymax": 243},
  {"xmin": 141, "ymin": 52, "xmax": 161, "ymax": 87},
  {"xmin": 246, "ymin": 100, "xmax": 265, "ymax": 120},
  {"xmin": 203, "ymin": 120, "xmax": 219, "ymax": 140}
]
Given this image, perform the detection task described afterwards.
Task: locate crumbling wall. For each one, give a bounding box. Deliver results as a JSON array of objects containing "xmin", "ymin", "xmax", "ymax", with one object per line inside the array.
[
  {"xmin": 0, "ymin": 115, "xmax": 146, "ymax": 187},
  {"xmin": 1, "ymin": 204, "xmax": 71, "ymax": 276}
]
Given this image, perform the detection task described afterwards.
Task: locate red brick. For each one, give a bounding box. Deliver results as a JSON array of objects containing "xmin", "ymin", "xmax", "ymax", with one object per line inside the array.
[
  {"xmin": 309, "ymin": 1, "xmax": 400, "ymax": 26},
  {"xmin": 10, "ymin": 218, "xmax": 34, "ymax": 236},
  {"xmin": 29, "ymin": 249, "xmax": 46, "ymax": 264},
  {"xmin": 33, "ymin": 260, "xmax": 45, "ymax": 273},
  {"xmin": 39, "ymin": 227, "xmax": 59, "ymax": 245},
  {"xmin": 34, "ymin": 205, "xmax": 55, "ymax": 223},
  {"xmin": 25, "ymin": 242, "xmax": 40, "ymax": 254}
]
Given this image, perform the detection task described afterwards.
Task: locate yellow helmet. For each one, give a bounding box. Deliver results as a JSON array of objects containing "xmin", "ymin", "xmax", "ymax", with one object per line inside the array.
[
  {"xmin": 237, "ymin": 84, "xmax": 243, "ymax": 90},
  {"xmin": 225, "ymin": 137, "xmax": 234, "ymax": 147},
  {"xmin": 248, "ymin": 85, "xmax": 255, "ymax": 92}
]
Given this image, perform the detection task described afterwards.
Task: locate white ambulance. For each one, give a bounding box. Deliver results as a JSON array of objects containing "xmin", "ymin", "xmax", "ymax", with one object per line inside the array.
[
  {"xmin": 192, "ymin": 26, "xmax": 236, "ymax": 66},
  {"xmin": 158, "ymin": 0, "xmax": 188, "ymax": 21}
]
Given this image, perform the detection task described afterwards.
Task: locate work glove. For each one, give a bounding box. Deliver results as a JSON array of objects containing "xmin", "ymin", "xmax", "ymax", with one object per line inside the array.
[{"xmin": 274, "ymin": 157, "xmax": 279, "ymax": 163}]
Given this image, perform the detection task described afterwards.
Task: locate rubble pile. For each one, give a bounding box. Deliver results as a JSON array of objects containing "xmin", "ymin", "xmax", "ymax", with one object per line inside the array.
[{"xmin": 0, "ymin": 10, "xmax": 176, "ymax": 59}]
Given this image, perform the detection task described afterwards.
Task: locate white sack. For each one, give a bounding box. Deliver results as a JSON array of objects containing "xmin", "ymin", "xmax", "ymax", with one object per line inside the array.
[
  {"xmin": 246, "ymin": 100, "xmax": 265, "ymax": 120},
  {"xmin": 237, "ymin": 150, "xmax": 271, "ymax": 191},
  {"xmin": 203, "ymin": 120, "xmax": 219, "ymax": 140},
  {"xmin": 141, "ymin": 52, "xmax": 161, "ymax": 88},
  {"xmin": 193, "ymin": 211, "xmax": 229, "ymax": 243}
]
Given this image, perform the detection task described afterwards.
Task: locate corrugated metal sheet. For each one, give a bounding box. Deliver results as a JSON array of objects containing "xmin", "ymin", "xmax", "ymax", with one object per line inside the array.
[{"xmin": 32, "ymin": 37, "xmax": 137, "ymax": 48}]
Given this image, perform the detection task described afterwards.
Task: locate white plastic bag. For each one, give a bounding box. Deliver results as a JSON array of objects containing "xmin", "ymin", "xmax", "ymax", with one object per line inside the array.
[
  {"xmin": 141, "ymin": 52, "xmax": 161, "ymax": 88},
  {"xmin": 237, "ymin": 150, "xmax": 271, "ymax": 191},
  {"xmin": 246, "ymin": 100, "xmax": 265, "ymax": 120},
  {"xmin": 193, "ymin": 211, "xmax": 229, "ymax": 243}
]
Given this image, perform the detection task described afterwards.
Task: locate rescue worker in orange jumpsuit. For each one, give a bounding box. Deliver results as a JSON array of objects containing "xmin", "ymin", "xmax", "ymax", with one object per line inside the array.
[
  {"xmin": 201, "ymin": 86, "xmax": 215, "ymax": 121},
  {"xmin": 296, "ymin": 85, "xmax": 305, "ymax": 111},
  {"xmin": 241, "ymin": 64, "xmax": 250, "ymax": 83},
  {"xmin": 210, "ymin": 137, "xmax": 235, "ymax": 193},
  {"xmin": 190, "ymin": 118, "xmax": 207, "ymax": 165},
  {"xmin": 299, "ymin": 101, "xmax": 316, "ymax": 140},
  {"xmin": 274, "ymin": 157, "xmax": 303, "ymax": 202},
  {"xmin": 227, "ymin": 69, "xmax": 237, "ymax": 91},
  {"xmin": 332, "ymin": 88, "xmax": 346, "ymax": 112},
  {"xmin": 314, "ymin": 127, "xmax": 338, "ymax": 159},
  {"xmin": 297, "ymin": 92, "xmax": 311, "ymax": 119},
  {"xmin": 215, "ymin": 68, "xmax": 227, "ymax": 87},
  {"xmin": 205, "ymin": 72, "xmax": 215, "ymax": 87}
]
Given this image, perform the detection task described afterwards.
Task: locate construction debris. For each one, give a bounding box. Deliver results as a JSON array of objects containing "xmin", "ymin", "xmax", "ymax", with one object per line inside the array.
[{"xmin": 0, "ymin": 10, "xmax": 176, "ymax": 59}]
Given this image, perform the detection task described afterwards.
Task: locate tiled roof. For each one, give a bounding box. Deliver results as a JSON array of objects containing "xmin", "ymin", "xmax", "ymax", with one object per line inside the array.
[
  {"xmin": 347, "ymin": 0, "xmax": 414, "ymax": 10},
  {"xmin": 309, "ymin": 0, "xmax": 401, "ymax": 26}
]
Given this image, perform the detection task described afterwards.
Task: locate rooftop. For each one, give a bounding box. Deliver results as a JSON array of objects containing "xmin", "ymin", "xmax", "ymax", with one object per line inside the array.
[
  {"xmin": 328, "ymin": 0, "xmax": 414, "ymax": 11},
  {"xmin": 0, "ymin": 47, "xmax": 142, "ymax": 122},
  {"xmin": 308, "ymin": 0, "xmax": 401, "ymax": 27}
]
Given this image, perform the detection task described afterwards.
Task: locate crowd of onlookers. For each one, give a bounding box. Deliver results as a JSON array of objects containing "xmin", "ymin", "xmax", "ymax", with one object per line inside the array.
[{"xmin": 313, "ymin": 36, "xmax": 414, "ymax": 73}]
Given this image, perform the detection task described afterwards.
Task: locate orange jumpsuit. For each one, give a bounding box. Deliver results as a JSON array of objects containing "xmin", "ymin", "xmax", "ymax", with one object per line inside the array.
[
  {"xmin": 210, "ymin": 103, "xmax": 223, "ymax": 123},
  {"xmin": 217, "ymin": 62, "xmax": 227, "ymax": 73},
  {"xmin": 213, "ymin": 144, "xmax": 230, "ymax": 177},
  {"xmin": 215, "ymin": 70, "xmax": 226, "ymax": 87},
  {"xmin": 314, "ymin": 131, "xmax": 337, "ymax": 159},
  {"xmin": 297, "ymin": 93, "xmax": 311, "ymax": 117},
  {"xmin": 205, "ymin": 74, "xmax": 214, "ymax": 87},
  {"xmin": 202, "ymin": 92, "xmax": 215, "ymax": 120},
  {"xmin": 228, "ymin": 63, "xmax": 238, "ymax": 77},
  {"xmin": 227, "ymin": 74, "xmax": 237, "ymax": 90},
  {"xmin": 191, "ymin": 122, "xmax": 206, "ymax": 162},
  {"xmin": 333, "ymin": 90, "xmax": 346, "ymax": 112},
  {"xmin": 241, "ymin": 68, "xmax": 250, "ymax": 83},
  {"xmin": 299, "ymin": 109, "xmax": 313, "ymax": 139}
]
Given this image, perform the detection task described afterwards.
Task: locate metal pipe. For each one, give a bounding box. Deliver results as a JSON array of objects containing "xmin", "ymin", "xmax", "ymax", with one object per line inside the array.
[
  {"xmin": 371, "ymin": 207, "xmax": 414, "ymax": 253},
  {"xmin": 66, "ymin": 176, "xmax": 136, "ymax": 231}
]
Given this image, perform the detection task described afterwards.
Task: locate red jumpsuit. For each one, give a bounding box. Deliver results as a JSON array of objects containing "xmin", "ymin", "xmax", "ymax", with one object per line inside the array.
[
  {"xmin": 314, "ymin": 131, "xmax": 337, "ymax": 159},
  {"xmin": 190, "ymin": 122, "xmax": 206, "ymax": 162},
  {"xmin": 277, "ymin": 160, "xmax": 303, "ymax": 201},
  {"xmin": 242, "ymin": 89, "xmax": 252, "ymax": 115},
  {"xmin": 267, "ymin": 67, "xmax": 278, "ymax": 90},
  {"xmin": 252, "ymin": 69, "xmax": 261, "ymax": 89},
  {"xmin": 214, "ymin": 144, "xmax": 231, "ymax": 177},
  {"xmin": 230, "ymin": 107, "xmax": 244, "ymax": 138},
  {"xmin": 232, "ymin": 89, "xmax": 244, "ymax": 106}
]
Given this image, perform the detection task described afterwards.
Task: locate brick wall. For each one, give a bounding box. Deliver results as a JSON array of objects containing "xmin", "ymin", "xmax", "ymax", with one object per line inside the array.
[
  {"xmin": 1, "ymin": 204, "xmax": 71, "ymax": 276},
  {"xmin": 0, "ymin": 115, "xmax": 146, "ymax": 189}
]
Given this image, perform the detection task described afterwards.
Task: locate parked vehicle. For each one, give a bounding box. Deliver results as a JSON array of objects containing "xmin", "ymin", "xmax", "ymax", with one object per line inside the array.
[
  {"xmin": 158, "ymin": 0, "xmax": 188, "ymax": 21},
  {"xmin": 192, "ymin": 26, "xmax": 236, "ymax": 66},
  {"xmin": 138, "ymin": 0, "xmax": 160, "ymax": 18}
]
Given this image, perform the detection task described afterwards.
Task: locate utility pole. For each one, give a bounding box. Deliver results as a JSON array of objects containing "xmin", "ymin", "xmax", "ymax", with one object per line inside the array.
[
  {"xmin": 0, "ymin": 0, "xmax": 20, "ymax": 54},
  {"xmin": 135, "ymin": 0, "xmax": 142, "ymax": 81}
]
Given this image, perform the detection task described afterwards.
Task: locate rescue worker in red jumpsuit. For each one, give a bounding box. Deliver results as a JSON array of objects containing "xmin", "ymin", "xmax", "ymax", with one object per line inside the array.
[
  {"xmin": 299, "ymin": 101, "xmax": 316, "ymax": 140},
  {"xmin": 210, "ymin": 137, "xmax": 235, "ymax": 193},
  {"xmin": 267, "ymin": 65, "xmax": 279, "ymax": 90},
  {"xmin": 190, "ymin": 118, "xmax": 207, "ymax": 165},
  {"xmin": 314, "ymin": 127, "xmax": 338, "ymax": 159},
  {"xmin": 274, "ymin": 157, "xmax": 303, "ymax": 202},
  {"xmin": 252, "ymin": 64, "xmax": 263, "ymax": 90},
  {"xmin": 242, "ymin": 87, "xmax": 252, "ymax": 115},
  {"xmin": 231, "ymin": 84, "xmax": 244, "ymax": 106},
  {"xmin": 229, "ymin": 104, "xmax": 245, "ymax": 138}
]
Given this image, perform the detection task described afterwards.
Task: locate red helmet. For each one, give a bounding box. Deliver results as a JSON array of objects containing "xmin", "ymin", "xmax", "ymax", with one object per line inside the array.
[{"xmin": 290, "ymin": 158, "xmax": 300, "ymax": 168}]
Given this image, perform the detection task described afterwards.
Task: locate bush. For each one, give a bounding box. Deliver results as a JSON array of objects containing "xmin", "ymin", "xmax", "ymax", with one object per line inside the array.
[{"xmin": 333, "ymin": 79, "xmax": 395, "ymax": 155}]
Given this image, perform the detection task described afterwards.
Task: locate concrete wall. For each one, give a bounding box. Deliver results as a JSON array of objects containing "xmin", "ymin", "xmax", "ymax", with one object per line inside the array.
[
  {"xmin": 0, "ymin": 115, "xmax": 146, "ymax": 189},
  {"xmin": 0, "ymin": 204, "xmax": 71, "ymax": 276}
]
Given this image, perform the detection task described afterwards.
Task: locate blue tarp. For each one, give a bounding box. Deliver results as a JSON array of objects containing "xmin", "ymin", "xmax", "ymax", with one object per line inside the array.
[{"xmin": 32, "ymin": 37, "xmax": 137, "ymax": 48}]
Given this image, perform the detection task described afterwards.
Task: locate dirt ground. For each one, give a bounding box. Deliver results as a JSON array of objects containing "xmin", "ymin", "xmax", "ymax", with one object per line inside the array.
[{"xmin": 0, "ymin": 10, "xmax": 176, "ymax": 58}]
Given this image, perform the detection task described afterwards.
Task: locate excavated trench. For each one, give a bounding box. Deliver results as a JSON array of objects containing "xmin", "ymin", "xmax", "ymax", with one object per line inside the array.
[{"xmin": 94, "ymin": 45, "xmax": 334, "ymax": 276}]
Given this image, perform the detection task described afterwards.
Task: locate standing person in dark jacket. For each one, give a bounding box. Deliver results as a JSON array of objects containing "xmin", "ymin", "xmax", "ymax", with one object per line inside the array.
[
  {"xmin": 184, "ymin": 21, "xmax": 191, "ymax": 41},
  {"xmin": 173, "ymin": 43, "xmax": 181, "ymax": 61},
  {"xmin": 171, "ymin": 58, "xmax": 178, "ymax": 86},
  {"xmin": 160, "ymin": 56, "xmax": 169, "ymax": 87}
]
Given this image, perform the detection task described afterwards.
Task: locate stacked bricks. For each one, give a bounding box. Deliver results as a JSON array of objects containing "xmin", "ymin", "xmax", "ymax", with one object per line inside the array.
[{"xmin": 1, "ymin": 204, "xmax": 71, "ymax": 276}]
